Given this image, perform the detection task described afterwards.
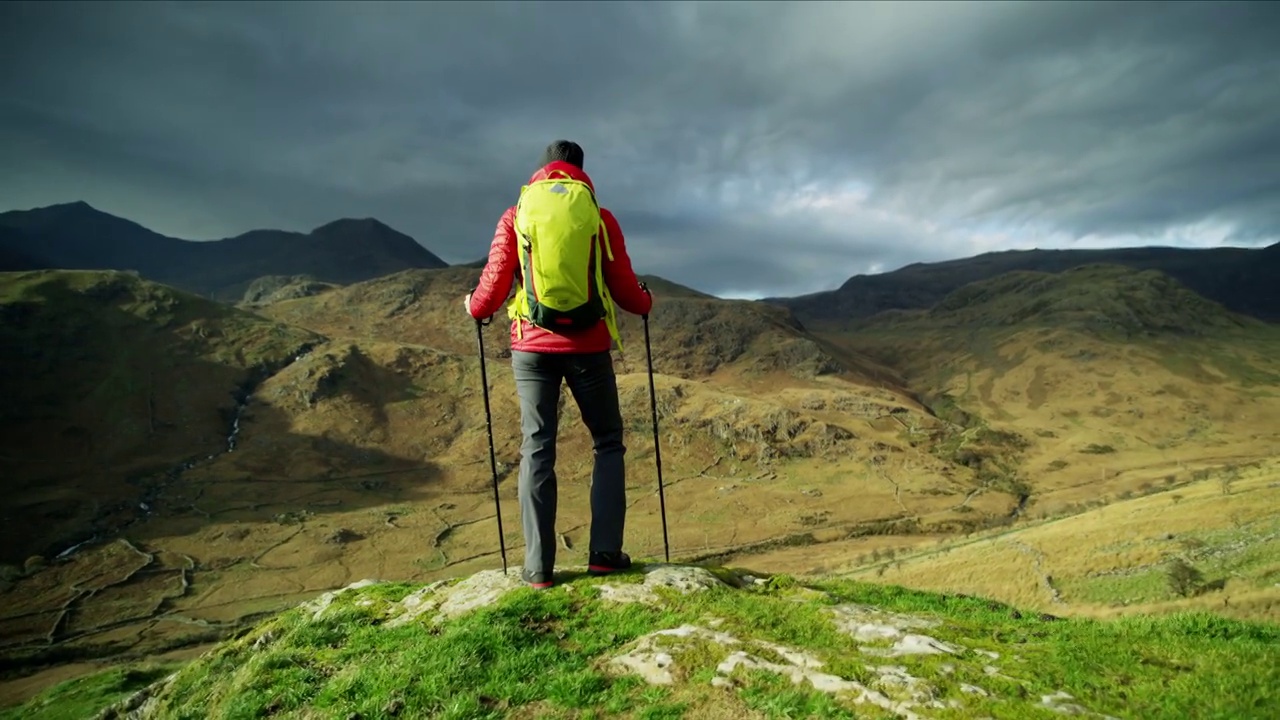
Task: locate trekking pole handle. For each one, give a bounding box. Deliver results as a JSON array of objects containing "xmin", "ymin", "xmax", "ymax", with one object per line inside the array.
[{"xmin": 467, "ymin": 291, "xmax": 495, "ymax": 327}]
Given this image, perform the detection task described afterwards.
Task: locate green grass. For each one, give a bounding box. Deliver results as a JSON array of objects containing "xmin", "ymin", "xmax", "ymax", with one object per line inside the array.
[
  {"xmin": 0, "ymin": 663, "xmax": 181, "ymax": 720},
  {"xmin": 800, "ymin": 580, "xmax": 1280, "ymax": 719},
  {"xmin": 1203, "ymin": 349, "xmax": 1280, "ymax": 387},
  {"xmin": 11, "ymin": 567, "xmax": 1277, "ymax": 720},
  {"xmin": 1058, "ymin": 569, "xmax": 1170, "ymax": 605},
  {"xmin": 1186, "ymin": 521, "xmax": 1280, "ymax": 588},
  {"xmin": 1215, "ymin": 535, "xmax": 1280, "ymax": 587},
  {"xmin": 1154, "ymin": 352, "xmax": 1221, "ymax": 385},
  {"xmin": 1057, "ymin": 517, "xmax": 1280, "ymax": 606},
  {"xmin": 736, "ymin": 670, "xmax": 858, "ymax": 718}
]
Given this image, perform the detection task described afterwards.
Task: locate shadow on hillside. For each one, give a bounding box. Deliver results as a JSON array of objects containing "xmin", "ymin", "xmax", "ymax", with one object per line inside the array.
[
  {"xmin": 0, "ymin": 300, "xmax": 498, "ymax": 679},
  {"xmin": 0, "ymin": 296, "xmax": 469, "ymax": 568},
  {"xmin": 0, "ymin": 365, "xmax": 458, "ymax": 563}
]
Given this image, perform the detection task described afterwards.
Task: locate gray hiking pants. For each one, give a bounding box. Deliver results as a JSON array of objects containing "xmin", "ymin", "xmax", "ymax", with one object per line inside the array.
[{"xmin": 511, "ymin": 349, "xmax": 627, "ymax": 573}]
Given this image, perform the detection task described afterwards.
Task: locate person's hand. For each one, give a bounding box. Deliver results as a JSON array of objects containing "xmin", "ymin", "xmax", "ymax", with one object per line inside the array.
[{"xmin": 463, "ymin": 292, "xmax": 473, "ymax": 315}]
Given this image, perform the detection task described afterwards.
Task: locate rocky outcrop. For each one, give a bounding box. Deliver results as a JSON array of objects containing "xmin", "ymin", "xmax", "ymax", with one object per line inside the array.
[
  {"xmin": 240, "ymin": 274, "xmax": 338, "ymax": 305},
  {"xmin": 90, "ymin": 563, "xmax": 1129, "ymax": 720}
]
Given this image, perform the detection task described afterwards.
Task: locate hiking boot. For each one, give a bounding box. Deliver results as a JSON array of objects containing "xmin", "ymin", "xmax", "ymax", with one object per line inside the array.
[
  {"xmin": 521, "ymin": 567, "xmax": 554, "ymax": 589},
  {"xmin": 588, "ymin": 551, "xmax": 632, "ymax": 575}
]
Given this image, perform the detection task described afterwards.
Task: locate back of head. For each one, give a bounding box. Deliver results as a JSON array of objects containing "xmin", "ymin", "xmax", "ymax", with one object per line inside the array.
[{"xmin": 540, "ymin": 139, "xmax": 585, "ymax": 169}]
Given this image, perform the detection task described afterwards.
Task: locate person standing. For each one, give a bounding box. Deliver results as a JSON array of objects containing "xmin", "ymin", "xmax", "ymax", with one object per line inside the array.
[{"xmin": 465, "ymin": 140, "xmax": 653, "ymax": 588}]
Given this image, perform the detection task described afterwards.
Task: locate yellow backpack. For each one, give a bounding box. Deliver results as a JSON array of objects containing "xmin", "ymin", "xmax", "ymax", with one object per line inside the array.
[{"xmin": 508, "ymin": 170, "xmax": 622, "ymax": 348}]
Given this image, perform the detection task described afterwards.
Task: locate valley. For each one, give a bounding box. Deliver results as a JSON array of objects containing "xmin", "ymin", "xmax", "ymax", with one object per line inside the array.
[{"xmin": 2, "ymin": 252, "xmax": 1278, "ymax": 709}]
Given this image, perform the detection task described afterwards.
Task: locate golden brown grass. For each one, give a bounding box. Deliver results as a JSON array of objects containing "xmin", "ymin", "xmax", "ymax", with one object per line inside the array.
[
  {"xmin": 5, "ymin": 264, "xmax": 1280, "ymax": 707},
  {"xmin": 3, "ymin": 269, "xmax": 958, "ymax": 706},
  {"xmin": 839, "ymin": 458, "xmax": 1280, "ymax": 623},
  {"xmin": 251, "ymin": 267, "xmax": 886, "ymax": 384}
]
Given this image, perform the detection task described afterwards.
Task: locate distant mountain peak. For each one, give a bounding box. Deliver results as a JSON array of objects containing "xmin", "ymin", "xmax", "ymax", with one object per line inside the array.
[
  {"xmin": 11, "ymin": 200, "xmax": 101, "ymax": 217},
  {"xmin": 1, "ymin": 200, "xmax": 157, "ymax": 236},
  {"xmin": 305, "ymin": 217, "xmax": 438, "ymax": 262},
  {"xmin": 311, "ymin": 217, "xmax": 398, "ymax": 236},
  {"xmin": 44, "ymin": 200, "xmax": 111, "ymax": 218}
]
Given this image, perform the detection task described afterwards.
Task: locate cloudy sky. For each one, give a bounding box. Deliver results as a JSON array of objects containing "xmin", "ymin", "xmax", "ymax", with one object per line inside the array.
[{"xmin": 2, "ymin": 1, "xmax": 1278, "ymax": 299}]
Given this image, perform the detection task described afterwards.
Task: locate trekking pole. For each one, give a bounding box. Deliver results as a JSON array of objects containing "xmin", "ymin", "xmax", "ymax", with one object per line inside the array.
[
  {"xmin": 640, "ymin": 283, "xmax": 670, "ymax": 563},
  {"xmin": 475, "ymin": 315, "xmax": 509, "ymax": 574}
]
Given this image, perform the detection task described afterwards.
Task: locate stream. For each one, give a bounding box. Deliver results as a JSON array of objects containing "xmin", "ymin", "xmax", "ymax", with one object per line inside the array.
[
  {"xmin": 54, "ymin": 536, "xmax": 99, "ymax": 560},
  {"xmin": 225, "ymin": 392, "xmax": 250, "ymax": 454},
  {"xmin": 50, "ymin": 343, "xmax": 316, "ymax": 560}
]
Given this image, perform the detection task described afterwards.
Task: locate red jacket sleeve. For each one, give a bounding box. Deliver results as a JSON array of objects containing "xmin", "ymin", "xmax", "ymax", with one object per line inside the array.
[
  {"xmin": 600, "ymin": 208, "xmax": 653, "ymax": 316},
  {"xmin": 468, "ymin": 206, "xmax": 518, "ymax": 319}
]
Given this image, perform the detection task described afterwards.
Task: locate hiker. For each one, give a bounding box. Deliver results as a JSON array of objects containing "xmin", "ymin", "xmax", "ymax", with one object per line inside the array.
[{"xmin": 465, "ymin": 140, "xmax": 654, "ymax": 589}]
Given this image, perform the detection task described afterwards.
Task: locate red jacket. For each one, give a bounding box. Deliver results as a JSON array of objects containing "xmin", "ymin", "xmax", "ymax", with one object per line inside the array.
[{"xmin": 467, "ymin": 161, "xmax": 653, "ymax": 353}]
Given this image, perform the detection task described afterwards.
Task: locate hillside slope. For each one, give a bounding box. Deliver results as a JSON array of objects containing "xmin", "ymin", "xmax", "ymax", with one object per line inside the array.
[
  {"xmin": 2, "ymin": 269, "xmax": 969, "ymax": 695},
  {"xmin": 6, "ymin": 266, "xmax": 1274, "ymax": 709},
  {"xmin": 774, "ymin": 243, "xmax": 1280, "ymax": 324},
  {"xmin": 0, "ymin": 202, "xmax": 448, "ymax": 302},
  {"xmin": 823, "ymin": 265, "xmax": 1280, "ymax": 519},
  {"xmin": 0, "ymin": 269, "xmax": 323, "ymax": 562},
  {"xmin": 840, "ymin": 458, "xmax": 1280, "ymax": 625},
  {"xmin": 249, "ymin": 267, "xmax": 890, "ymax": 384},
  {"xmin": 884, "ymin": 264, "xmax": 1258, "ymax": 336}
]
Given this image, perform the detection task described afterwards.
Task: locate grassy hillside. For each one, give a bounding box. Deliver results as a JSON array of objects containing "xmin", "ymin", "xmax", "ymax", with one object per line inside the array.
[
  {"xmin": 818, "ymin": 266, "xmax": 1280, "ymax": 518},
  {"xmin": 2, "ymin": 269, "xmax": 963, "ymax": 706},
  {"xmin": 869, "ymin": 264, "xmax": 1263, "ymax": 336},
  {"xmin": 241, "ymin": 267, "xmax": 508, "ymax": 359},
  {"xmin": 249, "ymin": 267, "xmax": 886, "ymax": 383},
  {"xmin": 0, "ymin": 269, "xmax": 323, "ymax": 562},
  {"xmin": 722, "ymin": 265, "xmax": 1280, "ymax": 627},
  {"xmin": 848, "ymin": 459, "xmax": 1280, "ymax": 624},
  {"xmin": 6, "ymin": 565, "xmax": 1278, "ymax": 719},
  {"xmin": 735, "ymin": 458, "xmax": 1280, "ymax": 624},
  {"xmin": 4, "ymin": 264, "xmax": 1278, "ymax": 713}
]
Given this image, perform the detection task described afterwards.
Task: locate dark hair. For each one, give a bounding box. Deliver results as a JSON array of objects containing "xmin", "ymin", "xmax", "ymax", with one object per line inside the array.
[{"xmin": 540, "ymin": 139, "xmax": 584, "ymax": 169}]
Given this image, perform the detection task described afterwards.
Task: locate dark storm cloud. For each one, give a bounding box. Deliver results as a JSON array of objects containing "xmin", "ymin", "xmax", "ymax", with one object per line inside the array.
[{"xmin": 2, "ymin": 0, "xmax": 1279, "ymax": 298}]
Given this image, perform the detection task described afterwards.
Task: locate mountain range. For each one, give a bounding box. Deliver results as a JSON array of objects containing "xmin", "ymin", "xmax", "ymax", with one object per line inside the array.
[
  {"xmin": 1, "ymin": 201, "xmax": 1278, "ymax": 321},
  {"xmin": 0, "ymin": 202, "xmax": 447, "ymax": 302},
  {"xmin": 771, "ymin": 242, "xmax": 1280, "ymax": 324}
]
